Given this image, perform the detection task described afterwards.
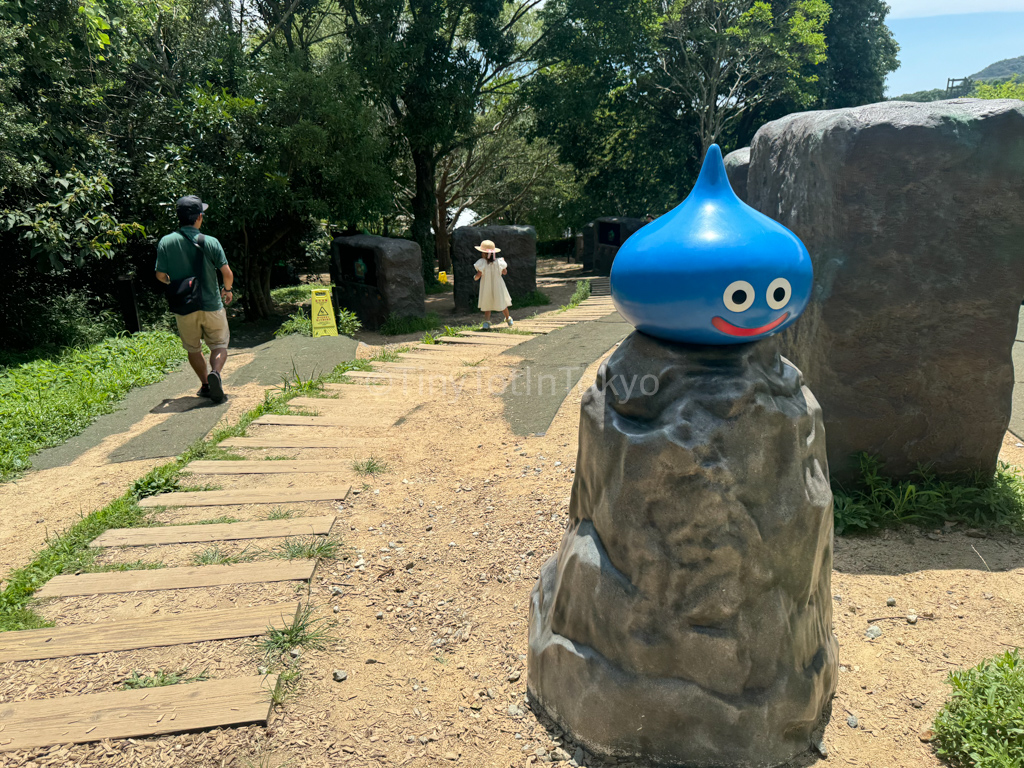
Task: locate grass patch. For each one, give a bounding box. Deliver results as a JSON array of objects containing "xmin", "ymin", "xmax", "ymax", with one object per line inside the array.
[
  {"xmin": 0, "ymin": 357, "xmax": 366, "ymax": 632},
  {"xmin": 380, "ymin": 312, "xmax": 442, "ymax": 336},
  {"xmin": 191, "ymin": 544, "xmax": 259, "ymax": 566},
  {"xmin": 932, "ymin": 649, "xmax": 1024, "ymax": 767},
  {"xmin": 258, "ymin": 603, "xmax": 336, "ymax": 661},
  {"xmin": 0, "ymin": 331, "xmax": 186, "ymax": 482},
  {"xmin": 263, "ymin": 455, "xmax": 294, "ymax": 461},
  {"xmin": 369, "ymin": 345, "xmax": 412, "ymax": 363},
  {"xmin": 264, "ymin": 507, "xmax": 294, "ymax": 520},
  {"xmin": 120, "ymin": 667, "xmax": 210, "ymax": 690},
  {"xmin": 511, "ymin": 290, "xmax": 550, "ymax": 308},
  {"xmin": 560, "ymin": 279, "xmax": 591, "ymax": 311},
  {"xmin": 425, "ymin": 281, "xmax": 452, "ymax": 294},
  {"xmin": 462, "ymin": 359, "xmax": 486, "ymax": 367},
  {"xmin": 272, "ymin": 536, "xmax": 341, "ymax": 560},
  {"xmin": 352, "ymin": 456, "xmax": 389, "ymax": 476},
  {"xmin": 833, "ymin": 454, "xmax": 1024, "ymax": 535},
  {"xmin": 270, "ymin": 284, "xmax": 332, "ymax": 305}
]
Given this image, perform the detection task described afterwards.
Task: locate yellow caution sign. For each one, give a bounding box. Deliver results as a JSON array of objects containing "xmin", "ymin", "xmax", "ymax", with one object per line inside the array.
[
  {"xmin": 438, "ymin": 271, "xmax": 448, "ymax": 284},
  {"xmin": 311, "ymin": 288, "xmax": 338, "ymax": 337}
]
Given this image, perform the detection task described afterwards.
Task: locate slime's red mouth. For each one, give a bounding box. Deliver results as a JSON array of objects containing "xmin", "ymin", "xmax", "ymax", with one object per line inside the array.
[{"xmin": 711, "ymin": 312, "xmax": 790, "ymax": 337}]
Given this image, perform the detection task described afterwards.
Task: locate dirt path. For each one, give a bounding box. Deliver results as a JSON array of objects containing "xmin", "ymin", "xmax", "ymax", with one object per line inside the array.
[{"xmin": 2, "ymin": 287, "xmax": 1023, "ymax": 767}]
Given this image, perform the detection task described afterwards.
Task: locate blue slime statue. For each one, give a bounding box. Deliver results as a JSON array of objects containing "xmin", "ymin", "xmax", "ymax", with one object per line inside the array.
[{"xmin": 610, "ymin": 144, "xmax": 812, "ymax": 345}]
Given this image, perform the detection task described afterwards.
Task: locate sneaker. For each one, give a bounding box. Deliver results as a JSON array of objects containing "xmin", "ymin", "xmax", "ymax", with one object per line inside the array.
[
  {"xmin": 506, "ymin": 316, "xmax": 514, "ymax": 327},
  {"xmin": 481, "ymin": 322, "xmax": 490, "ymax": 330},
  {"xmin": 207, "ymin": 370, "xmax": 225, "ymax": 403},
  {"xmin": 197, "ymin": 383, "xmax": 212, "ymax": 398}
]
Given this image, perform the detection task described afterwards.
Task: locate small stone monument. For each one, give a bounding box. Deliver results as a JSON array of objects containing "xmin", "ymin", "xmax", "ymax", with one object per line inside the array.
[
  {"xmin": 528, "ymin": 146, "xmax": 837, "ymax": 767},
  {"xmin": 452, "ymin": 225, "xmax": 537, "ymax": 311},
  {"xmin": 330, "ymin": 235, "xmax": 425, "ymax": 330}
]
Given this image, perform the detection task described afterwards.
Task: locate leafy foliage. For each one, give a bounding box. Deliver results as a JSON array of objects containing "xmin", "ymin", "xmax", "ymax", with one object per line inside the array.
[
  {"xmin": 974, "ymin": 76, "xmax": 1024, "ymax": 101},
  {"xmin": 932, "ymin": 650, "xmax": 1024, "ymax": 768},
  {"xmin": 832, "ymin": 454, "xmax": 1024, "ymax": 535}
]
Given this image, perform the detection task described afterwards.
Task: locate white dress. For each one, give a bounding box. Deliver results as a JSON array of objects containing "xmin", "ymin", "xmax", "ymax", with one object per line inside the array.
[{"xmin": 475, "ymin": 257, "xmax": 513, "ymax": 311}]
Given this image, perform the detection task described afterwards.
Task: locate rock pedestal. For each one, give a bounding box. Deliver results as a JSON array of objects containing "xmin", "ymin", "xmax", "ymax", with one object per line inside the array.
[
  {"xmin": 452, "ymin": 226, "xmax": 537, "ymax": 311},
  {"xmin": 747, "ymin": 99, "xmax": 1024, "ymax": 482},
  {"xmin": 330, "ymin": 235, "xmax": 424, "ymax": 329},
  {"xmin": 528, "ymin": 331, "xmax": 837, "ymax": 767}
]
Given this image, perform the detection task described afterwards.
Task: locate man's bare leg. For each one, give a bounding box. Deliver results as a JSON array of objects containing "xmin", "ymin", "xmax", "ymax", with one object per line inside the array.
[
  {"xmin": 187, "ymin": 351, "xmax": 209, "ymax": 384},
  {"xmin": 210, "ymin": 348, "xmax": 227, "ymax": 374}
]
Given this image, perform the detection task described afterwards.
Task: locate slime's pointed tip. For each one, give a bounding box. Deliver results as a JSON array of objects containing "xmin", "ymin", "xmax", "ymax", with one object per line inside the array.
[{"xmin": 692, "ymin": 144, "xmax": 734, "ymax": 198}]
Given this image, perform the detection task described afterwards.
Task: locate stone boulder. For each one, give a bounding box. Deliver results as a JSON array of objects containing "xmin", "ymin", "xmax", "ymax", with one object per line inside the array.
[
  {"xmin": 724, "ymin": 147, "xmax": 750, "ymax": 203},
  {"xmin": 528, "ymin": 331, "xmax": 838, "ymax": 767},
  {"xmin": 583, "ymin": 217, "xmax": 647, "ymax": 275},
  {"xmin": 452, "ymin": 226, "xmax": 537, "ymax": 311},
  {"xmin": 747, "ymin": 99, "xmax": 1024, "ymax": 482},
  {"xmin": 331, "ymin": 235, "xmax": 424, "ymax": 329}
]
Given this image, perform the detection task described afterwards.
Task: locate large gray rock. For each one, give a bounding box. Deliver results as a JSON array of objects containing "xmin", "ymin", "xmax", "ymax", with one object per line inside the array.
[
  {"xmin": 331, "ymin": 235, "xmax": 425, "ymax": 329},
  {"xmin": 528, "ymin": 332, "xmax": 837, "ymax": 768},
  {"xmin": 452, "ymin": 226, "xmax": 537, "ymax": 311},
  {"xmin": 747, "ymin": 99, "xmax": 1024, "ymax": 482},
  {"xmin": 724, "ymin": 147, "xmax": 750, "ymax": 203}
]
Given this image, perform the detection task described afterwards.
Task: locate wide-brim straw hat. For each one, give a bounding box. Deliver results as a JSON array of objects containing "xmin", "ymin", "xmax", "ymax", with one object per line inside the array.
[{"xmin": 474, "ymin": 239, "xmax": 501, "ymax": 253}]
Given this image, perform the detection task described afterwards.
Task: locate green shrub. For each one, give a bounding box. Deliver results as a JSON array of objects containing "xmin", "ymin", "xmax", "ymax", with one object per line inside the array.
[
  {"xmin": 833, "ymin": 454, "xmax": 1024, "ymax": 535},
  {"xmin": 274, "ymin": 309, "xmax": 312, "ymax": 338},
  {"xmin": 932, "ymin": 650, "xmax": 1024, "ymax": 768},
  {"xmin": 512, "ymin": 290, "xmax": 551, "ymax": 308},
  {"xmin": 380, "ymin": 312, "xmax": 442, "ymax": 336},
  {"xmin": 0, "ymin": 331, "xmax": 185, "ymax": 482},
  {"xmin": 336, "ymin": 308, "xmax": 362, "ymax": 336},
  {"xmin": 425, "ymin": 282, "xmax": 453, "ymax": 294},
  {"xmin": 271, "ymin": 284, "xmax": 333, "ymax": 305}
]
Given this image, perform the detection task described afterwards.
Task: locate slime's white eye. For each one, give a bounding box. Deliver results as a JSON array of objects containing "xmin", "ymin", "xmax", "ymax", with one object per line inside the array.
[
  {"xmin": 766, "ymin": 278, "xmax": 792, "ymax": 310},
  {"xmin": 723, "ymin": 281, "xmax": 754, "ymax": 313}
]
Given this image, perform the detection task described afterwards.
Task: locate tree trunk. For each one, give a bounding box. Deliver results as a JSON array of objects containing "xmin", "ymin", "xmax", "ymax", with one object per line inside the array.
[{"xmin": 411, "ymin": 148, "xmax": 437, "ymax": 284}]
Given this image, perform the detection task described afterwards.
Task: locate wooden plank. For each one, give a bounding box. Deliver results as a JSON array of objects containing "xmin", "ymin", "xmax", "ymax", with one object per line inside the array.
[
  {"xmin": 436, "ymin": 336, "xmax": 523, "ymax": 346},
  {"xmin": 287, "ymin": 396, "xmax": 412, "ymax": 411},
  {"xmin": 459, "ymin": 330, "xmax": 539, "ymax": 338},
  {"xmin": 36, "ymin": 561, "xmax": 317, "ymax": 599},
  {"xmin": 0, "ymin": 676, "xmax": 279, "ymax": 752},
  {"xmin": 186, "ymin": 460, "xmax": 354, "ymax": 475},
  {"xmin": 503, "ymin": 326, "xmax": 551, "ymax": 334},
  {"xmin": 220, "ymin": 436, "xmax": 368, "ymax": 449},
  {"xmin": 136, "ymin": 485, "xmax": 350, "ymax": 509},
  {"xmin": 93, "ymin": 516, "xmax": 335, "ymax": 544},
  {"xmin": 0, "ymin": 603, "xmax": 300, "ymax": 663},
  {"xmin": 254, "ymin": 414, "xmax": 395, "ymax": 427}
]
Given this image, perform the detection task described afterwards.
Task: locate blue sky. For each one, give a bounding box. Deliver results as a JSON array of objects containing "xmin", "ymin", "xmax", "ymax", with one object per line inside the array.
[{"xmin": 885, "ymin": 1, "xmax": 1024, "ymax": 95}]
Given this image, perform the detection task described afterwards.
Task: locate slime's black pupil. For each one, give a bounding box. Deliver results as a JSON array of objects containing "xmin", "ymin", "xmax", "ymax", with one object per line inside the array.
[
  {"xmin": 732, "ymin": 290, "xmax": 747, "ymax": 305},
  {"xmin": 774, "ymin": 287, "xmax": 786, "ymax": 302}
]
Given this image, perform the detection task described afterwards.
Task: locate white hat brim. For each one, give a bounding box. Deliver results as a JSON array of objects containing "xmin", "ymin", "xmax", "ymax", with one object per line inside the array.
[{"xmin": 474, "ymin": 245, "xmax": 501, "ymax": 253}]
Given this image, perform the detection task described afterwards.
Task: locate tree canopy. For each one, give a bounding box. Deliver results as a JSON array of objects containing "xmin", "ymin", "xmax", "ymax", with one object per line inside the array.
[{"xmin": 0, "ymin": 0, "xmax": 902, "ymax": 350}]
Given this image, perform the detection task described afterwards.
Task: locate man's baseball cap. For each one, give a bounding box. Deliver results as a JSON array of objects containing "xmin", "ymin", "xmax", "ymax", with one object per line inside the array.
[{"xmin": 176, "ymin": 195, "xmax": 209, "ymax": 218}]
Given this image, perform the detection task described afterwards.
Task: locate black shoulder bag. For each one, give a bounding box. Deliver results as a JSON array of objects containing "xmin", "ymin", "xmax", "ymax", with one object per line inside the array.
[{"xmin": 166, "ymin": 233, "xmax": 207, "ymax": 316}]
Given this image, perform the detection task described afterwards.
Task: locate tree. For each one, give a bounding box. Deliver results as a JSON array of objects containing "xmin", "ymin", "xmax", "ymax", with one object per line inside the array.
[
  {"xmin": 817, "ymin": 0, "xmax": 898, "ymax": 107},
  {"xmin": 656, "ymin": 0, "xmax": 830, "ymax": 153},
  {"xmin": 339, "ymin": 0, "xmax": 549, "ymax": 279},
  {"xmin": 974, "ymin": 76, "xmax": 1024, "ymax": 101}
]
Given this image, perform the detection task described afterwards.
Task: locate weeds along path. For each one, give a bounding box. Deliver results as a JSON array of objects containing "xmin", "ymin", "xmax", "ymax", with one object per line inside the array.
[{"xmin": 0, "ymin": 289, "xmax": 622, "ymax": 764}]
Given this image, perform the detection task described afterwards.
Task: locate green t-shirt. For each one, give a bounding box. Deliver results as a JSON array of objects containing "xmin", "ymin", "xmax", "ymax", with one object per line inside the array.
[{"xmin": 155, "ymin": 227, "xmax": 229, "ymax": 312}]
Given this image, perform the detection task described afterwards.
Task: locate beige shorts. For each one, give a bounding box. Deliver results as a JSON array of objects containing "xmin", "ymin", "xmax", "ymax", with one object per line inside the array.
[{"xmin": 175, "ymin": 309, "xmax": 230, "ymax": 354}]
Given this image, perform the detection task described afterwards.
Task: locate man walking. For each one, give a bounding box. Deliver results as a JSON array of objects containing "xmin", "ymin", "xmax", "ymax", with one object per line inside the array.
[{"xmin": 155, "ymin": 195, "xmax": 234, "ymax": 404}]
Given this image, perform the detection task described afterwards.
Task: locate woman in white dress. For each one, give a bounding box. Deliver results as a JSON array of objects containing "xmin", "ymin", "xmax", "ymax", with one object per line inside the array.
[{"xmin": 473, "ymin": 239, "xmax": 513, "ymax": 329}]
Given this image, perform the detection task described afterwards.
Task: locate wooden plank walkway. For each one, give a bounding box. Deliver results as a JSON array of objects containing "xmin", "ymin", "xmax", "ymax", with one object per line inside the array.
[
  {"xmin": 0, "ymin": 603, "xmax": 300, "ymax": 662},
  {"xmin": 254, "ymin": 414, "xmax": 396, "ymax": 428},
  {"xmin": 35, "ymin": 561, "xmax": 317, "ymax": 599},
  {"xmin": 187, "ymin": 460, "xmax": 353, "ymax": 475},
  {"xmin": 92, "ymin": 516, "xmax": 336, "ymax": 545},
  {"xmin": 137, "ymin": 487, "xmax": 349, "ymax": 509},
  {"xmin": 436, "ymin": 336, "xmax": 523, "ymax": 346},
  {"xmin": 219, "ymin": 436, "xmax": 368, "ymax": 449},
  {"xmin": 0, "ymin": 675, "xmax": 278, "ymax": 752}
]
